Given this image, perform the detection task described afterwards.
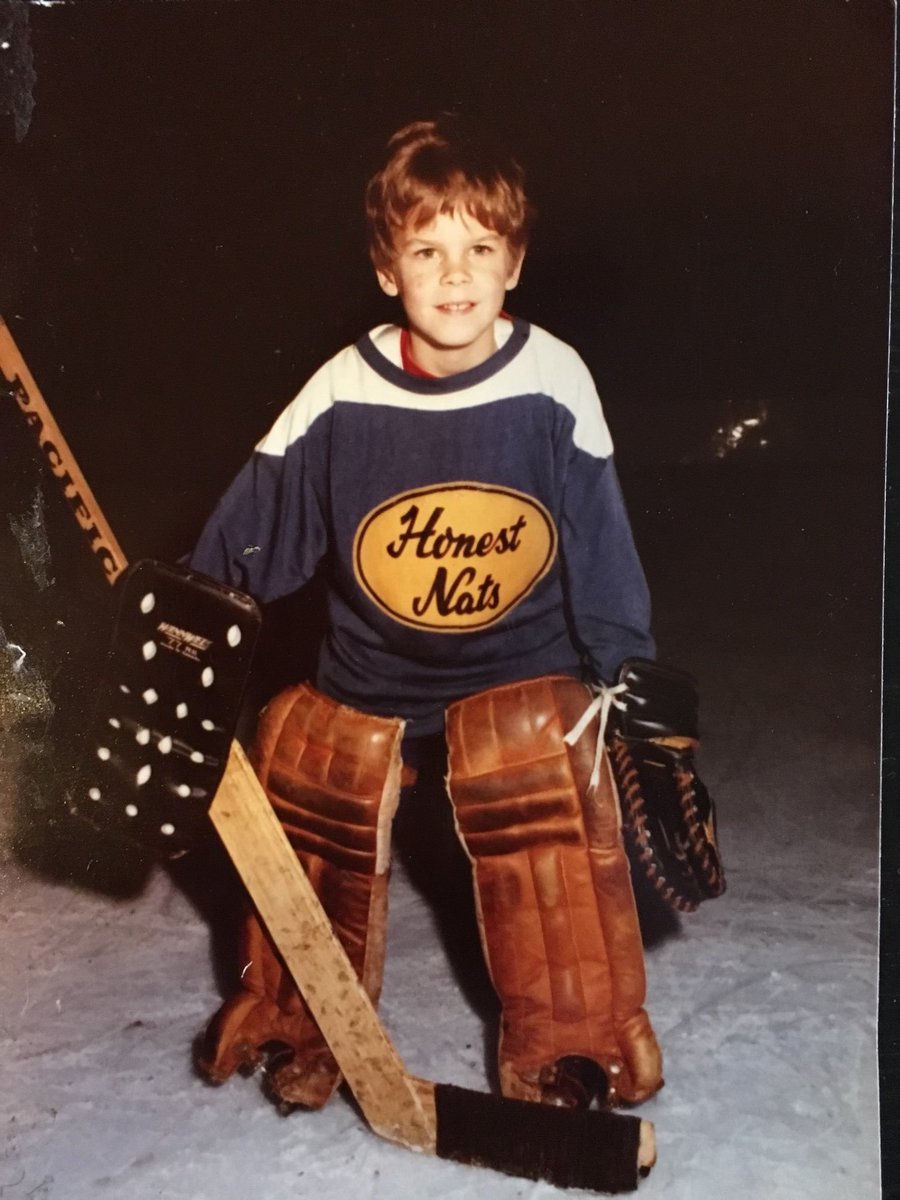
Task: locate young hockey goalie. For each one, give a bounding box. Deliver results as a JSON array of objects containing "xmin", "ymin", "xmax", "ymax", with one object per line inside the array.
[{"xmin": 188, "ymin": 115, "xmax": 690, "ymax": 1113}]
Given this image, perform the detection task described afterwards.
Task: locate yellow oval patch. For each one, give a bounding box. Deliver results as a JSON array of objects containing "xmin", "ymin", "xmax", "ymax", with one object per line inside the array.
[{"xmin": 354, "ymin": 482, "xmax": 558, "ymax": 632}]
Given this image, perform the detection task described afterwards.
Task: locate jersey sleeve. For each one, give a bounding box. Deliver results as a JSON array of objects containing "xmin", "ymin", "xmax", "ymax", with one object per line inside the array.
[
  {"xmin": 187, "ymin": 372, "xmax": 333, "ymax": 603},
  {"xmin": 557, "ymin": 358, "xmax": 655, "ymax": 679}
]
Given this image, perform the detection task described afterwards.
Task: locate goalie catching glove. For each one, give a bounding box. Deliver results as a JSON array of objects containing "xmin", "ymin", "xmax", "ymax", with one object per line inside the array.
[{"xmin": 605, "ymin": 659, "xmax": 726, "ymax": 913}]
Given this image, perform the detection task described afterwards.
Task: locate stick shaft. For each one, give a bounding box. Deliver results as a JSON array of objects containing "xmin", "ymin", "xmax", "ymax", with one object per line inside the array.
[
  {"xmin": 0, "ymin": 319, "xmax": 128, "ymax": 581},
  {"xmin": 214, "ymin": 745, "xmax": 436, "ymax": 1147}
]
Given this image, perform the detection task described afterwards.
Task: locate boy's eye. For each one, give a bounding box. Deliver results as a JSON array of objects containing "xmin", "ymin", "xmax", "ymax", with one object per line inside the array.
[
  {"xmin": 413, "ymin": 247, "xmax": 436, "ymax": 259},
  {"xmin": 472, "ymin": 243, "xmax": 494, "ymax": 255}
]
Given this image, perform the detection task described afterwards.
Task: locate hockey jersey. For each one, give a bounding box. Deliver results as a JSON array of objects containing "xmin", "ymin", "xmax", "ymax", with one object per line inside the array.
[{"xmin": 189, "ymin": 317, "xmax": 653, "ymax": 735}]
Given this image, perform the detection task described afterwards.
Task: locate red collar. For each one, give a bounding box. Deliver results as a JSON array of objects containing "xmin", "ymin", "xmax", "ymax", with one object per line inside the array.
[{"xmin": 399, "ymin": 328, "xmax": 437, "ymax": 378}]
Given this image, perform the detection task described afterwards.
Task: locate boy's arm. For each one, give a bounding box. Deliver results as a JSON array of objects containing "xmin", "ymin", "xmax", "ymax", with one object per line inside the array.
[
  {"xmin": 560, "ymin": 455, "xmax": 654, "ymax": 679},
  {"xmin": 189, "ymin": 379, "xmax": 333, "ymax": 601},
  {"xmin": 556, "ymin": 362, "xmax": 654, "ymax": 680}
]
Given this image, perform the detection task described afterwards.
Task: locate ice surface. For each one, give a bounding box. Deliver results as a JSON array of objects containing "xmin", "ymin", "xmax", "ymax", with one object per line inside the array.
[
  {"xmin": 0, "ymin": 823, "xmax": 878, "ymax": 1200},
  {"xmin": 0, "ymin": 466, "xmax": 880, "ymax": 1198}
]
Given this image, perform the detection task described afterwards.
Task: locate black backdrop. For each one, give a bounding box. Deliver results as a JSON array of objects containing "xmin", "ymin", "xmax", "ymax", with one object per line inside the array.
[{"xmin": 1, "ymin": 0, "xmax": 892, "ymax": 565}]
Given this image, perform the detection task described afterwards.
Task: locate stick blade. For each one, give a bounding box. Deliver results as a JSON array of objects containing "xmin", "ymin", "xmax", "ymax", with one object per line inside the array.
[{"xmin": 434, "ymin": 1083, "xmax": 647, "ymax": 1193}]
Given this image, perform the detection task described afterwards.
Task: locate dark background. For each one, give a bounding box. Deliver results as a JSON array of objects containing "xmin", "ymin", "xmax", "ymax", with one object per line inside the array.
[
  {"xmin": 0, "ymin": 0, "xmax": 891, "ymax": 558},
  {"xmin": 0, "ymin": 0, "xmax": 894, "ymax": 1187}
]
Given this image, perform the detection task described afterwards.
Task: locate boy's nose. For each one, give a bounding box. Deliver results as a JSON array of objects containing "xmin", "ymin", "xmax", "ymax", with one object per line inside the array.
[{"xmin": 441, "ymin": 257, "xmax": 471, "ymax": 284}]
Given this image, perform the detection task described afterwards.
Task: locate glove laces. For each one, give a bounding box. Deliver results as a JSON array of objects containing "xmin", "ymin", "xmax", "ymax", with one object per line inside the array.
[{"xmin": 563, "ymin": 681, "xmax": 629, "ymax": 792}]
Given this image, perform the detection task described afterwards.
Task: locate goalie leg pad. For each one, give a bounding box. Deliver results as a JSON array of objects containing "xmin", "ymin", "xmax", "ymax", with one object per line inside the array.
[
  {"xmin": 445, "ymin": 676, "xmax": 663, "ymax": 1107},
  {"xmin": 198, "ymin": 683, "xmax": 403, "ymax": 1107}
]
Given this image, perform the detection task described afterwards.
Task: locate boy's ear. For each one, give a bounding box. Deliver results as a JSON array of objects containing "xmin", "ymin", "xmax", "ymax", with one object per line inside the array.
[
  {"xmin": 505, "ymin": 250, "xmax": 525, "ymax": 291},
  {"xmin": 376, "ymin": 268, "xmax": 399, "ymax": 297}
]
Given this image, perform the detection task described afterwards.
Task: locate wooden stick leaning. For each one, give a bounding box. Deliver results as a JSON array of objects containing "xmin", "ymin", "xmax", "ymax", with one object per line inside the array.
[
  {"xmin": 215, "ymin": 742, "xmax": 436, "ymax": 1149},
  {"xmin": 0, "ymin": 316, "xmax": 655, "ymax": 1191}
]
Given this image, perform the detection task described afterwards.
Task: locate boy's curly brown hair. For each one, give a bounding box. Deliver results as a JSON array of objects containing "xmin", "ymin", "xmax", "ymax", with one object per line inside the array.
[{"xmin": 365, "ymin": 116, "xmax": 534, "ymax": 271}]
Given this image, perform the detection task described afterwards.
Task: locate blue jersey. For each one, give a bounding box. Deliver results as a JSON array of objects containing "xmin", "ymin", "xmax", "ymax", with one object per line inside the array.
[{"xmin": 189, "ymin": 317, "xmax": 653, "ymax": 735}]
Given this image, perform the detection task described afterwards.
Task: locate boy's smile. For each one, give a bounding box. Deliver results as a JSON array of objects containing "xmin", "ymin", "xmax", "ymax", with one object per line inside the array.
[{"xmin": 376, "ymin": 210, "xmax": 523, "ymax": 377}]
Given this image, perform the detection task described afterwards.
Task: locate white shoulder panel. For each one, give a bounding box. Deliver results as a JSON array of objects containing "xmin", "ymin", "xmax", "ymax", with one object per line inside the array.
[
  {"xmin": 253, "ymin": 347, "xmax": 354, "ymax": 456},
  {"xmin": 506, "ymin": 324, "xmax": 614, "ymax": 460}
]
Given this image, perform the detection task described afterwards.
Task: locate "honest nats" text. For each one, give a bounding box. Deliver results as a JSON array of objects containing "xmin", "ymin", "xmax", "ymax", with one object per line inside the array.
[{"xmin": 385, "ymin": 503, "xmax": 528, "ymax": 618}]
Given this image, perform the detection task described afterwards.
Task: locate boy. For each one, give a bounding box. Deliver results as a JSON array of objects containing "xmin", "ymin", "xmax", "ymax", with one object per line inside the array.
[{"xmin": 190, "ymin": 117, "xmax": 664, "ymax": 1113}]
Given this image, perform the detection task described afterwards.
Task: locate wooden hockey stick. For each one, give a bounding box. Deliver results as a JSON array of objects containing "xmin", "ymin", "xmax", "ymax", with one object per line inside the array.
[{"xmin": 1, "ymin": 316, "xmax": 655, "ymax": 1192}]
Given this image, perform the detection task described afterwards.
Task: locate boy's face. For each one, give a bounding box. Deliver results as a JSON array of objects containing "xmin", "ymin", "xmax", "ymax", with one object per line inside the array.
[{"xmin": 376, "ymin": 209, "xmax": 523, "ymax": 378}]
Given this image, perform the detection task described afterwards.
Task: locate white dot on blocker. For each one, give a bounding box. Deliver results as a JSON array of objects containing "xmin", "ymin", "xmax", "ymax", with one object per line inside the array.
[
  {"xmin": 226, "ymin": 624, "xmax": 241, "ymax": 647},
  {"xmin": 97, "ymin": 746, "xmax": 111, "ymax": 761},
  {"xmin": 176, "ymin": 703, "xmax": 188, "ymax": 720},
  {"xmin": 108, "ymin": 717, "xmax": 121, "ymax": 729},
  {"xmin": 125, "ymin": 804, "xmax": 138, "ymax": 818},
  {"xmin": 201, "ymin": 719, "xmax": 215, "ymax": 732},
  {"xmin": 158, "ymin": 736, "xmax": 173, "ymax": 754},
  {"xmin": 160, "ymin": 823, "xmax": 175, "ymax": 836},
  {"xmin": 119, "ymin": 684, "xmax": 130, "ymax": 695},
  {"xmin": 88, "ymin": 787, "xmax": 101, "ymax": 801},
  {"xmin": 142, "ymin": 688, "xmax": 159, "ymax": 705},
  {"xmin": 201, "ymin": 667, "xmax": 214, "ymax": 688},
  {"xmin": 136, "ymin": 728, "xmax": 151, "ymax": 745},
  {"xmin": 140, "ymin": 592, "xmax": 156, "ymax": 614},
  {"xmin": 176, "ymin": 784, "xmax": 191, "ymax": 798},
  {"xmin": 142, "ymin": 641, "xmax": 157, "ymax": 661},
  {"xmin": 136, "ymin": 764, "xmax": 152, "ymax": 786},
  {"xmin": 190, "ymin": 751, "xmax": 204, "ymax": 764}
]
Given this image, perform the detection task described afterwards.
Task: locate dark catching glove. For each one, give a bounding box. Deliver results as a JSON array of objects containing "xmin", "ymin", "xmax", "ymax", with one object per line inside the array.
[{"xmin": 606, "ymin": 658, "xmax": 726, "ymax": 913}]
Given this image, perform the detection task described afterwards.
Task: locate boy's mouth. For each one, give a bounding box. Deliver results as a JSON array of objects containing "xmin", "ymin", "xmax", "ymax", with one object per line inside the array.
[{"xmin": 437, "ymin": 302, "xmax": 475, "ymax": 314}]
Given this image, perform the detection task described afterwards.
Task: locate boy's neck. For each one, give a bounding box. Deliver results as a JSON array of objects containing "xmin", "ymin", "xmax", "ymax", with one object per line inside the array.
[{"xmin": 401, "ymin": 313, "xmax": 512, "ymax": 380}]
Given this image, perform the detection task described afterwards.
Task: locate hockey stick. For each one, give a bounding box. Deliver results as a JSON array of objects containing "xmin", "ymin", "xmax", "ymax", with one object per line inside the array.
[{"xmin": 1, "ymin": 317, "xmax": 656, "ymax": 1192}]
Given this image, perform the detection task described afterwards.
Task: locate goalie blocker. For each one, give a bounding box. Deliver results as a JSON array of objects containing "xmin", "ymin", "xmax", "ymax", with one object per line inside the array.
[{"xmin": 70, "ymin": 559, "xmax": 261, "ymax": 857}]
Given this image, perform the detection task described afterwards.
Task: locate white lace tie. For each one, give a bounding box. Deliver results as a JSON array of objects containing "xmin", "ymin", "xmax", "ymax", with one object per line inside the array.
[{"xmin": 563, "ymin": 681, "xmax": 629, "ymax": 793}]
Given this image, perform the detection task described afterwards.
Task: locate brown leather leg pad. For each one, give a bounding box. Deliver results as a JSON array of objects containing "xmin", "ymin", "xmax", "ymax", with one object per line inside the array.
[
  {"xmin": 198, "ymin": 683, "xmax": 403, "ymax": 1107},
  {"xmin": 446, "ymin": 675, "xmax": 662, "ymax": 1106}
]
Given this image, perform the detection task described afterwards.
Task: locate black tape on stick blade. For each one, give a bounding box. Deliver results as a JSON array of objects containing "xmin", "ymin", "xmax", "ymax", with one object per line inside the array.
[{"xmin": 435, "ymin": 1084, "xmax": 643, "ymax": 1193}]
